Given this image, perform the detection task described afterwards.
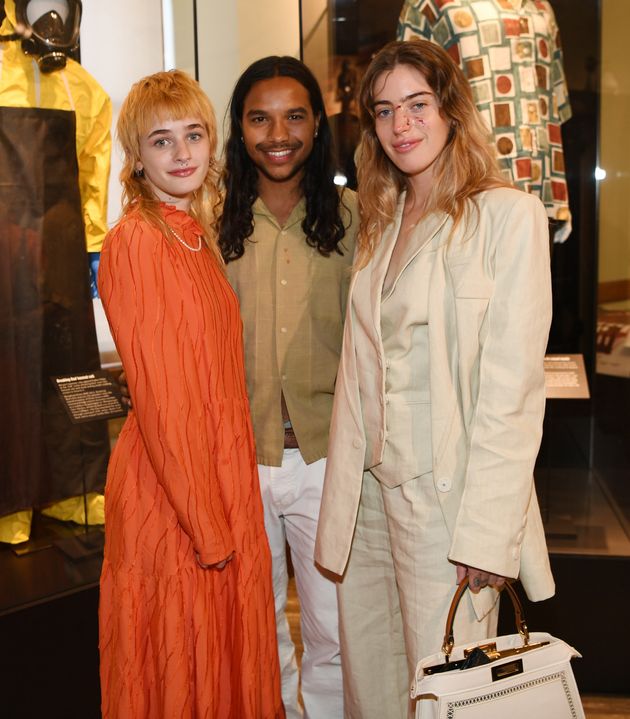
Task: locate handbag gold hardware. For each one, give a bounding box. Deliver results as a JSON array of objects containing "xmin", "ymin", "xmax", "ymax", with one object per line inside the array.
[
  {"xmin": 464, "ymin": 641, "xmax": 499, "ymax": 659},
  {"xmin": 422, "ymin": 579, "xmax": 550, "ymax": 675},
  {"xmin": 464, "ymin": 639, "xmax": 550, "ymax": 660},
  {"xmin": 423, "ymin": 639, "xmax": 551, "ymax": 675},
  {"xmin": 491, "ymin": 658, "xmax": 523, "ymax": 681}
]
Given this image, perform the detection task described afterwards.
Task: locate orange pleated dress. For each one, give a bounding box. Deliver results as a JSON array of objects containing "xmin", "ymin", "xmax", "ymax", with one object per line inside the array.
[{"xmin": 97, "ymin": 204, "xmax": 284, "ymax": 719}]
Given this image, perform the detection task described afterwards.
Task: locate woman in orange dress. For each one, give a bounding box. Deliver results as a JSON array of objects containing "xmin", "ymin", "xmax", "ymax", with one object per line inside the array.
[{"xmin": 98, "ymin": 70, "xmax": 284, "ymax": 719}]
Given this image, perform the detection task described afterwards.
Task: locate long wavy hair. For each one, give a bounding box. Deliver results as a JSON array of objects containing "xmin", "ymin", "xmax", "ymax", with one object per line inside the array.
[
  {"xmin": 117, "ymin": 70, "xmax": 223, "ymax": 264},
  {"xmin": 356, "ymin": 39, "xmax": 506, "ymax": 267},
  {"xmin": 219, "ymin": 56, "xmax": 348, "ymax": 262}
]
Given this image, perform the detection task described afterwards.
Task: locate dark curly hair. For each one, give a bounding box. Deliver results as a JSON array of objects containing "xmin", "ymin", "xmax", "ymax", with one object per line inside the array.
[{"xmin": 219, "ymin": 56, "xmax": 349, "ymax": 262}]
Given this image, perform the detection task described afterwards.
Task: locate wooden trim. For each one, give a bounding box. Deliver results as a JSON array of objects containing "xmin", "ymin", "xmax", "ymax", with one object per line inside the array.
[{"xmin": 598, "ymin": 279, "xmax": 630, "ymax": 304}]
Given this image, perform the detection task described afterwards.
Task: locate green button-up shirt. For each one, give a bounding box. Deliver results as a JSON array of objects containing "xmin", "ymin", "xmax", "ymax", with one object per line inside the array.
[{"xmin": 227, "ymin": 190, "xmax": 358, "ymax": 466}]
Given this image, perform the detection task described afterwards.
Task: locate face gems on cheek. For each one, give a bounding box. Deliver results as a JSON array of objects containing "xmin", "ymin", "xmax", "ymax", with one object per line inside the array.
[
  {"xmin": 385, "ymin": 101, "xmax": 432, "ymax": 131},
  {"xmin": 397, "ymin": 111, "xmax": 426, "ymax": 125}
]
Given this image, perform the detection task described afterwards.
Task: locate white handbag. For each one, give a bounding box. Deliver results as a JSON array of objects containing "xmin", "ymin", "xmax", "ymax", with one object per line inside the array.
[{"xmin": 411, "ymin": 579, "xmax": 585, "ymax": 718}]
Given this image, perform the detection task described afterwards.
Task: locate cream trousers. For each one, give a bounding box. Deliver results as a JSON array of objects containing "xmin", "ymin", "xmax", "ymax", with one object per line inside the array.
[{"xmin": 337, "ymin": 470, "xmax": 499, "ymax": 719}]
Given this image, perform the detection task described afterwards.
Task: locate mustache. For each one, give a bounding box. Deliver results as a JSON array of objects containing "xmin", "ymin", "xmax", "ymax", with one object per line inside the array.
[{"xmin": 255, "ymin": 141, "xmax": 303, "ymax": 152}]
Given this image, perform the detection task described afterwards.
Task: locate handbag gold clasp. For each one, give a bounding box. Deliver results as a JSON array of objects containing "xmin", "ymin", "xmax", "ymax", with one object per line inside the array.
[{"xmin": 464, "ymin": 642, "xmax": 500, "ymax": 660}]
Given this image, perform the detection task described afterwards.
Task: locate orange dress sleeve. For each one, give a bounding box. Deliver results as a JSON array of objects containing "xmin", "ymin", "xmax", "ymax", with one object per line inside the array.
[{"xmin": 98, "ymin": 216, "xmax": 234, "ymax": 565}]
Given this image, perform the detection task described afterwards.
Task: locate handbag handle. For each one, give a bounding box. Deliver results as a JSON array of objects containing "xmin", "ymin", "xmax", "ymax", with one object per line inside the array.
[{"xmin": 442, "ymin": 578, "xmax": 530, "ymax": 662}]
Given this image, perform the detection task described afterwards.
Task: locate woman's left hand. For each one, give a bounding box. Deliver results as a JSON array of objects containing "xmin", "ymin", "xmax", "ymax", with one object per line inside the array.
[
  {"xmin": 456, "ymin": 563, "xmax": 507, "ymax": 594},
  {"xmin": 196, "ymin": 552, "xmax": 234, "ymax": 570}
]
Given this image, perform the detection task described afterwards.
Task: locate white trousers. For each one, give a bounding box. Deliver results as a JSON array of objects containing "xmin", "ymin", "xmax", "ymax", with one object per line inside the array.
[
  {"xmin": 337, "ymin": 470, "xmax": 499, "ymax": 719},
  {"xmin": 258, "ymin": 450, "xmax": 343, "ymax": 719}
]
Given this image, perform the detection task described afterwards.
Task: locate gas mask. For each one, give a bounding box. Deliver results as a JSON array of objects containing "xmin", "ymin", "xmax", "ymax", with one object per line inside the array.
[{"xmin": 5, "ymin": 1, "xmax": 82, "ymax": 73}]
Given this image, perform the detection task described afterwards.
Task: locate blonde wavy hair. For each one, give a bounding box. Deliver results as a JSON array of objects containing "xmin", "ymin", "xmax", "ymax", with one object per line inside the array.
[
  {"xmin": 356, "ymin": 39, "xmax": 507, "ymax": 267},
  {"xmin": 116, "ymin": 70, "xmax": 223, "ymax": 264}
]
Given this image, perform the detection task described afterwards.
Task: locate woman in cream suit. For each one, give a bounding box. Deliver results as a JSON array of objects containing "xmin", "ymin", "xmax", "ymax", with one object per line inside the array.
[{"xmin": 314, "ymin": 39, "xmax": 555, "ymax": 718}]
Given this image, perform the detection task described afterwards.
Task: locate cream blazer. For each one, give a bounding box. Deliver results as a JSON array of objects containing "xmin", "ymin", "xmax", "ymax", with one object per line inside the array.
[{"xmin": 315, "ymin": 187, "xmax": 555, "ymax": 612}]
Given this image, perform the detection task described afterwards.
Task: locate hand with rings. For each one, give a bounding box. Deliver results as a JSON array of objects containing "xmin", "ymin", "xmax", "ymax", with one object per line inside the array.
[{"xmin": 455, "ymin": 563, "xmax": 507, "ymax": 594}]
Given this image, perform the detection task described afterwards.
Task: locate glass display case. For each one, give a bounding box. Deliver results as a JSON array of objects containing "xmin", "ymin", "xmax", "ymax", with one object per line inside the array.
[{"xmin": 300, "ymin": 0, "xmax": 630, "ymax": 693}]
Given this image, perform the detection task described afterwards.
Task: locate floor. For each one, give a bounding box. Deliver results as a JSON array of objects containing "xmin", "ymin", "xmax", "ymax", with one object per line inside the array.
[
  {"xmin": 286, "ymin": 577, "xmax": 630, "ymax": 718},
  {"xmin": 2, "ymin": 516, "xmax": 628, "ymax": 716}
]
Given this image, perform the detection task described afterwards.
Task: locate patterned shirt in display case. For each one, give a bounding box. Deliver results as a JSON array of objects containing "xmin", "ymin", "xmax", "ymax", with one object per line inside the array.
[{"xmin": 398, "ymin": 0, "xmax": 572, "ymax": 241}]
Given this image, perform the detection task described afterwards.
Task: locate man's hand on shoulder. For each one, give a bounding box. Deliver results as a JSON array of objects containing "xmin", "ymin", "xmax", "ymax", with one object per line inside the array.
[{"xmin": 118, "ymin": 370, "xmax": 132, "ymax": 409}]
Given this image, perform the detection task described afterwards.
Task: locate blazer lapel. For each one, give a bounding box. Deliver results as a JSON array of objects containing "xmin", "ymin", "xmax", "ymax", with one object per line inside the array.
[
  {"xmin": 336, "ymin": 269, "xmax": 365, "ymax": 433},
  {"xmin": 382, "ymin": 210, "xmax": 450, "ymax": 301},
  {"xmin": 368, "ymin": 195, "xmax": 405, "ymax": 331}
]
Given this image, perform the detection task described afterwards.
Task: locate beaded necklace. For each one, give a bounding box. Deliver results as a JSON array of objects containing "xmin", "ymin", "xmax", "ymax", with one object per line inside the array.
[{"xmin": 170, "ymin": 227, "xmax": 202, "ymax": 252}]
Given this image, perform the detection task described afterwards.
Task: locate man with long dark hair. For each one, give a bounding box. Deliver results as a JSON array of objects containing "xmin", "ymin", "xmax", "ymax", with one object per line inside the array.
[{"xmin": 219, "ymin": 56, "xmax": 358, "ymax": 718}]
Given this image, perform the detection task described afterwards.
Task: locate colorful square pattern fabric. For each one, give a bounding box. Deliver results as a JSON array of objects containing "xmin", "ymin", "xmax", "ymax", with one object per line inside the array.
[{"xmin": 398, "ymin": 0, "xmax": 572, "ymax": 240}]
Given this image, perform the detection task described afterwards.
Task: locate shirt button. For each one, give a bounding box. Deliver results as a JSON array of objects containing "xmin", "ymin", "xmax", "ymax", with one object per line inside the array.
[
  {"xmin": 281, "ymin": 230, "xmax": 287, "ymax": 236},
  {"xmin": 436, "ymin": 477, "xmax": 452, "ymax": 492},
  {"xmin": 280, "ymin": 279, "xmax": 287, "ymax": 286},
  {"xmin": 352, "ymin": 438, "xmax": 362, "ymax": 449},
  {"xmin": 281, "ymin": 374, "xmax": 287, "ymax": 381},
  {"xmin": 280, "ymin": 327, "xmax": 287, "ymax": 333}
]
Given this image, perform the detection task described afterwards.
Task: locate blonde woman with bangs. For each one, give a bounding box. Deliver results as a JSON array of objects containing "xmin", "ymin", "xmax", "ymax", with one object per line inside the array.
[
  {"xmin": 98, "ymin": 71, "xmax": 284, "ymax": 719},
  {"xmin": 315, "ymin": 40, "xmax": 554, "ymax": 718}
]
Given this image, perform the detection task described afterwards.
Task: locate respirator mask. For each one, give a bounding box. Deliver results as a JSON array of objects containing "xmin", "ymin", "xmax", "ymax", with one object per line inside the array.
[{"xmin": 1, "ymin": 1, "xmax": 82, "ymax": 73}]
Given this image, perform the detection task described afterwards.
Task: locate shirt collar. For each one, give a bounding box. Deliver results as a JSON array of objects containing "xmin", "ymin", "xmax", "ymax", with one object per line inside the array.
[{"xmin": 252, "ymin": 196, "xmax": 307, "ymax": 230}]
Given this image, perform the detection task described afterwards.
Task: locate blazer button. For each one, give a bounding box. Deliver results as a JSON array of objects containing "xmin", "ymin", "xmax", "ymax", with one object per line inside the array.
[
  {"xmin": 436, "ymin": 477, "xmax": 452, "ymax": 492},
  {"xmin": 352, "ymin": 438, "xmax": 362, "ymax": 449}
]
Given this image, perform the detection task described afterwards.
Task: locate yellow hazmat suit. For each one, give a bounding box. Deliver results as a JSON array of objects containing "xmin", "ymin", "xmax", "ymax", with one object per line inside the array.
[
  {"xmin": 0, "ymin": 1, "xmax": 111, "ymax": 252},
  {"xmin": 0, "ymin": 0, "xmax": 111, "ymax": 543}
]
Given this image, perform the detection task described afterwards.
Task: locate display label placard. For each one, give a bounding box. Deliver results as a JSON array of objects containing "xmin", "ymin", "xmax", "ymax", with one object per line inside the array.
[
  {"xmin": 544, "ymin": 354, "xmax": 590, "ymax": 399},
  {"xmin": 51, "ymin": 371, "xmax": 127, "ymax": 424}
]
